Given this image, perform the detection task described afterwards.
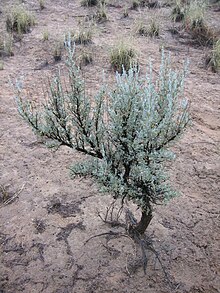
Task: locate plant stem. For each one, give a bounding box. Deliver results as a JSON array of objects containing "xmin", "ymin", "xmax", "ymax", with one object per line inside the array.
[{"xmin": 135, "ymin": 210, "xmax": 153, "ymax": 235}]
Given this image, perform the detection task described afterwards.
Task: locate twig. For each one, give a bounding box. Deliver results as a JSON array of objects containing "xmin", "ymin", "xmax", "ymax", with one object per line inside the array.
[
  {"xmin": 125, "ymin": 255, "xmax": 132, "ymax": 277},
  {"xmin": 0, "ymin": 183, "xmax": 25, "ymax": 208},
  {"xmin": 84, "ymin": 231, "xmax": 120, "ymax": 245}
]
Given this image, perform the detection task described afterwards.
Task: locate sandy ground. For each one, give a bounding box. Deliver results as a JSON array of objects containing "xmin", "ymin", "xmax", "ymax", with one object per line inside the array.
[{"xmin": 0, "ymin": 1, "xmax": 220, "ymax": 292}]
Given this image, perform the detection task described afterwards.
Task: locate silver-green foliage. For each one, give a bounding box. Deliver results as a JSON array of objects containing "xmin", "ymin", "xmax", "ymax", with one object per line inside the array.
[{"xmin": 16, "ymin": 42, "xmax": 189, "ymax": 213}]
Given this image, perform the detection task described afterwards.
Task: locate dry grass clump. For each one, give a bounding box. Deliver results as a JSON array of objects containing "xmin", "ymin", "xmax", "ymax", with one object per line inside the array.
[
  {"xmin": 74, "ymin": 27, "xmax": 93, "ymax": 45},
  {"xmin": 171, "ymin": 0, "xmax": 186, "ymax": 22},
  {"xmin": 131, "ymin": 0, "xmax": 159, "ymax": 9},
  {"xmin": 131, "ymin": 0, "xmax": 140, "ymax": 9},
  {"xmin": 38, "ymin": 0, "xmax": 46, "ymax": 10},
  {"xmin": 53, "ymin": 42, "xmax": 63, "ymax": 61},
  {"xmin": 95, "ymin": 3, "xmax": 108, "ymax": 23},
  {"xmin": 0, "ymin": 34, "xmax": 13, "ymax": 57},
  {"xmin": 6, "ymin": 5, "xmax": 35, "ymax": 35},
  {"xmin": 171, "ymin": 0, "xmax": 217, "ymax": 46},
  {"xmin": 135, "ymin": 18, "xmax": 159, "ymax": 37},
  {"xmin": 68, "ymin": 20, "xmax": 94, "ymax": 45},
  {"xmin": 206, "ymin": 40, "xmax": 220, "ymax": 72},
  {"xmin": 123, "ymin": 8, "xmax": 129, "ymax": 18},
  {"xmin": 148, "ymin": 18, "xmax": 160, "ymax": 37},
  {"xmin": 79, "ymin": 50, "xmax": 93, "ymax": 67},
  {"xmin": 183, "ymin": 0, "xmax": 216, "ymax": 46},
  {"xmin": 81, "ymin": 0, "xmax": 98, "ymax": 6},
  {"xmin": 110, "ymin": 42, "xmax": 137, "ymax": 73},
  {"xmin": 136, "ymin": 22, "xmax": 148, "ymax": 36}
]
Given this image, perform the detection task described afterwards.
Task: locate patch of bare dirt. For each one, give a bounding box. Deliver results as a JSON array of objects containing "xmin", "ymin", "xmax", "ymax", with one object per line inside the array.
[{"xmin": 0, "ymin": 0, "xmax": 220, "ymax": 292}]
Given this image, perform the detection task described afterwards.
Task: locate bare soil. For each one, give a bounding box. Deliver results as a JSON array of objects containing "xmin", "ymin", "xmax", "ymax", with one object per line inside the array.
[{"xmin": 0, "ymin": 1, "xmax": 220, "ymax": 292}]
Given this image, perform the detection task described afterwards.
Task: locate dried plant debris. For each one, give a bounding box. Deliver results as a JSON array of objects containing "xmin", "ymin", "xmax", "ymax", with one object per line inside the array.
[
  {"xmin": 33, "ymin": 218, "xmax": 46, "ymax": 234},
  {"xmin": 0, "ymin": 184, "xmax": 24, "ymax": 207},
  {"xmin": 46, "ymin": 197, "xmax": 82, "ymax": 218}
]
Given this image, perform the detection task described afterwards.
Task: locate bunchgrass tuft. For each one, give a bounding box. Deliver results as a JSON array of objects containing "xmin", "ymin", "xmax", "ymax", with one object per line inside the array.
[
  {"xmin": 110, "ymin": 42, "xmax": 137, "ymax": 73},
  {"xmin": 6, "ymin": 5, "xmax": 35, "ymax": 35}
]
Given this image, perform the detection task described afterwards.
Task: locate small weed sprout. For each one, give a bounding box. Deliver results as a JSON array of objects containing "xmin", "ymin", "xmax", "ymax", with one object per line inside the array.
[
  {"xmin": 6, "ymin": 5, "xmax": 35, "ymax": 35},
  {"xmin": 110, "ymin": 42, "xmax": 137, "ymax": 73},
  {"xmin": 43, "ymin": 31, "xmax": 49, "ymax": 41},
  {"xmin": 123, "ymin": 8, "xmax": 129, "ymax": 18},
  {"xmin": 16, "ymin": 43, "xmax": 189, "ymax": 236},
  {"xmin": 0, "ymin": 61, "xmax": 3, "ymax": 70}
]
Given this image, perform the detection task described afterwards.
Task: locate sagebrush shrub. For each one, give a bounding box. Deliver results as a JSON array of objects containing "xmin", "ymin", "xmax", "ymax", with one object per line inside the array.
[{"xmin": 16, "ymin": 42, "xmax": 189, "ymax": 235}]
